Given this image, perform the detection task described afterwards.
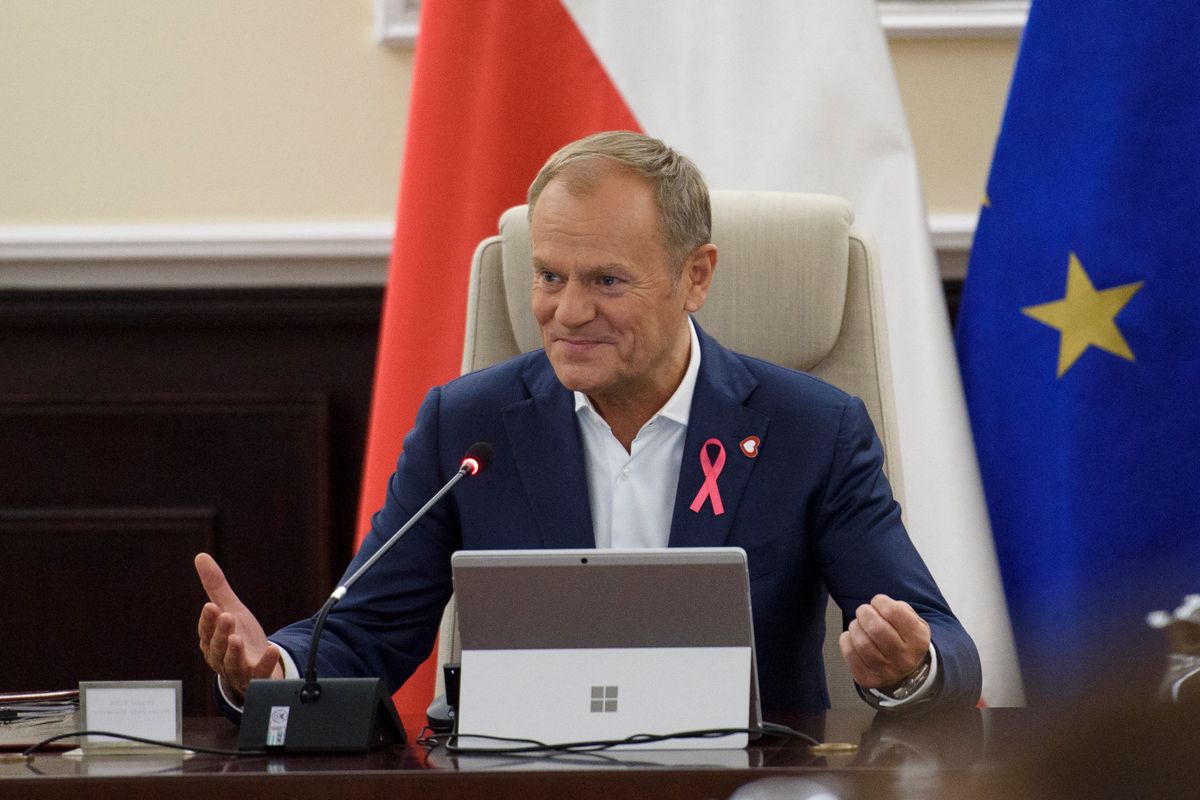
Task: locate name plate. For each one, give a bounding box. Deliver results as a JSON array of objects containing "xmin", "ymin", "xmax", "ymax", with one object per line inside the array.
[{"xmin": 78, "ymin": 681, "xmax": 182, "ymax": 753}]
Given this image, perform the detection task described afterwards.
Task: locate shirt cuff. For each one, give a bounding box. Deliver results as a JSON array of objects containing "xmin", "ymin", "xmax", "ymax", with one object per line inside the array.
[
  {"xmin": 276, "ymin": 643, "xmax": 300, "ymax": 679},
  {"xmin": 868, "ymin": 643, "xmax": 940, "ymax": 708},
  {"xmin": 215, "ymin": 642, "xmax": 299, "ymax": 713}
]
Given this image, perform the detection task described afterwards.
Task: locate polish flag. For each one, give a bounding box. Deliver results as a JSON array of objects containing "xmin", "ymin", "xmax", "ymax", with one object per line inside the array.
[{"xmin": 360, "ymin": 0, "xmax": 1023, "ymax": 724}]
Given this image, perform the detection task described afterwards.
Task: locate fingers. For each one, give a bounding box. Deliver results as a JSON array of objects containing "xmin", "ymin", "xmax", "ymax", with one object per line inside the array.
[
  {"xmin": 839, "ymin": 629, "xmax": 884, "ymax": 687},
  {"xmin": 870, "ymin": 595, "xmax": 930, "ymax": 647},
  {"xmin": 198, "ymin": 608, "xmax": 247, "ymax": 685},
  {"xmin": 841, "ymin": 614, "xmax": 896, "ymax": 687},
  {"xmin": 855, "ymin": 601, "xmax": 906, "ymax": 662},
  {"xmin": 204, "ymin": 611, "xmax": 235, "ymax": 676},
  {"xmin": 839, "ymin": 595, "xmax": 931, "ymax": 689},
  {"xmin": 251, "ymin": 644, "xmax": 284, "ymax": 681},
  {"xmin": 221, "ymin": 636, "xmax": 284, "ymax": 696},
  {"xmin": 197, "ymin": 602, "xmax": 223, "ymax": 665},
  {"xmin": 194, "ymin": 552, "xmax": 244, "ymax": 611},
  {"xmin": 223, "ymin": 632, "xmax": 250, "ymax": 697}
]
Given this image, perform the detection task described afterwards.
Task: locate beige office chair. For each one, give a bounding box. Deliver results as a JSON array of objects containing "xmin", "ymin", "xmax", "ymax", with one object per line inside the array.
[{"xmin": 437, "ymin": 191, "xmax": 904, "ymax": 710}]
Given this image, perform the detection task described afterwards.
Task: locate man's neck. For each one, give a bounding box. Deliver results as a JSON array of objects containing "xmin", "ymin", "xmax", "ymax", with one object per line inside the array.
[
  {"xmin": 586, "ymin": 322, "xmax": 697, "ymax": 452},
  {"xmin": 589, "ymin": 402, "xmax": 659, "ymax": 453}
]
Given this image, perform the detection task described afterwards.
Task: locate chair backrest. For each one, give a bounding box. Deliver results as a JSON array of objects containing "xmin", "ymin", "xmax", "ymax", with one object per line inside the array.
[{"xmin": 438, "ymin": 191, "xmax": 903, "ymax": 709}]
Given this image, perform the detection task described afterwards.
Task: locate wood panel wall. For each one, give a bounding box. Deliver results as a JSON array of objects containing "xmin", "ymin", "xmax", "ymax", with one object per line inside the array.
[{"xmin": 0, "ymin": 288, "xmax": 380, "ymax": 714}]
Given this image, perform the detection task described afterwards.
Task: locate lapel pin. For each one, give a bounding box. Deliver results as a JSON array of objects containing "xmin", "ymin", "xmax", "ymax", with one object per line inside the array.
[
  {"xmin": 739, "ymin": 436, "xmax": 761, "ymax": 458},
  {"xmin": 689, "ymin": 438, "xmax": 726, "ymax": 516}
]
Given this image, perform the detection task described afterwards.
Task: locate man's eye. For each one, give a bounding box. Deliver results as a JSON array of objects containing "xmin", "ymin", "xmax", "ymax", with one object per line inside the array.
[
  {"xmin": 538, "ymin": 271, "xmax": 561, "ymax": 284},
  {"xmin": 599, "ymin": 276, "xmax": 619, "ymax": 287}
]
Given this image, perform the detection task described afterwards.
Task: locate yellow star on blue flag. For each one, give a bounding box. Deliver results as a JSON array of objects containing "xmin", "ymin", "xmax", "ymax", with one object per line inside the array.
[{"xmin": 1021, "ymin": 253, "xmax": 1142, "ymax": 377}]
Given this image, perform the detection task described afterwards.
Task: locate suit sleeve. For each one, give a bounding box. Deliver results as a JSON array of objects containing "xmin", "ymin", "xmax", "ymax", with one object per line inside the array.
[
  {"xmin": 267, "ymin": 386, "xmax": 461, "ymax": 693},
  {"xmin": 815, "ymin": 396, "xmax": 982, "ymax": 709}
]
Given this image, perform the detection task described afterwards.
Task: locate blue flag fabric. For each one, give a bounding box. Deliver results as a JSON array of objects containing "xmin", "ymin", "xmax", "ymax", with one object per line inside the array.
[{"xmin": 957, "ymin": 2, "xmax": 1200, "ymax": 703}]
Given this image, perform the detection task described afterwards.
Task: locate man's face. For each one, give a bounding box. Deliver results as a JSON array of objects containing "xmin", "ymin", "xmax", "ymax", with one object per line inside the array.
[{"xmin": 530, "ymin": 168, "xmax": 712, "ymax": 415}]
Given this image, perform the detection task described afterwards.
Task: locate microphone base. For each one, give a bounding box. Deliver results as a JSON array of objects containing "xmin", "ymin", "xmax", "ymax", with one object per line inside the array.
[{"xmin": 238, "ymin": 678, "xmax": 405, "ymax": 752}]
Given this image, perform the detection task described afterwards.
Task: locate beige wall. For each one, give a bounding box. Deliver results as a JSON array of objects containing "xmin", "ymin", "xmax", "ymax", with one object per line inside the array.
[
  {"xmin": 0, "ymin": 1, "xmax": 1016, "ymax": 227},
  {"xmin": 893, "ymin": 37, "xmax": 1017, "ymax": 216},
  {"xmin": 1, "ymin": 1, "xmax": 413, "ymax": 224}
]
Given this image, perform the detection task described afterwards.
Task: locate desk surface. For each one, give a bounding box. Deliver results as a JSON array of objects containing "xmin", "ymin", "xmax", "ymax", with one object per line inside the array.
[
  {"xmin": 0, "ymin": 708, "xmax": 1024, "ymax": 800},
  {"xmin": 4, "ymin": 706, "xmax": 1194, "ymax": 800}
]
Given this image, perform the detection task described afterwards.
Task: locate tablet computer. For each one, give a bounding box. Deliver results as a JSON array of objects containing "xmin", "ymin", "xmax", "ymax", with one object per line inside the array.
[{"xmin": 451, "ymin": 547, "xmax": 760, "ymax": 750}]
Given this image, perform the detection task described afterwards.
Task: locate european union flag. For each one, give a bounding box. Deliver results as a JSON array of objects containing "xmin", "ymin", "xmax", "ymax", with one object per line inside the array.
[{"xmin": 956, "ymin": 3, "xmax": 1200, "ymax": 704}]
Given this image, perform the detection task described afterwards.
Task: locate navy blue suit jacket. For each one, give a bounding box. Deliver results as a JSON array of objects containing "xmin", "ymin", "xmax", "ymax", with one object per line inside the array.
[{"xmin": 270, "ymin": 324, "xmax": 982, "ymax": 714}]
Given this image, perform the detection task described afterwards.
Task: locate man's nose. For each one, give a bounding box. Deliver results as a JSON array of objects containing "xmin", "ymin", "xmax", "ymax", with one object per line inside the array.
[{"xmin": 554, "ymin": 280, "xmax": 594, "ymax": 328}]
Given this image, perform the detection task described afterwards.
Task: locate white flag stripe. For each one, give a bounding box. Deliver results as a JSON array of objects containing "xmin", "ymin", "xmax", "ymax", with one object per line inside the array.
[{"xmin": 564, "ymin": 0, "xmax": 1023, "ymax": 704}]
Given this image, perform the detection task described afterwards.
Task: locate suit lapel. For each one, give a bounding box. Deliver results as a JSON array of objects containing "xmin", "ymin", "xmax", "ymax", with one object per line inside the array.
[
  {"xmin": 669, "ymin": 325, "xmax": 768, "ymax": 548},
  {"xmin": 503, "ymin": 357, "xmax": 595, "ymax": 549}
]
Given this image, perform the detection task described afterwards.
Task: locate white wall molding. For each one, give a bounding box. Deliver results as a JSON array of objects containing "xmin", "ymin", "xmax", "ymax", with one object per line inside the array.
[
  {"xmin": 0, "ymin": 216, "xmax": 976, "ymax": 287},
  {"xmin": 376, "ymin": 1, "xmax": 1029, "ymax": 46},
  {"xmin": 0, "ymin": 223, "xmax": 394, "ymax": 288},
  {"xmin": 0, "ymin": 222, "xmax": 394, "ymax": 262},
  {"xmin": 929, "ymin": 211, "xmax": 978, "ymax": 280},
  {"xmin": 928, "ymin": 212, "xmax": 977, "ymax": 253},
  {"xmin": 878, "ymin": 1, "xmax": 1029, "ymax": 38}
]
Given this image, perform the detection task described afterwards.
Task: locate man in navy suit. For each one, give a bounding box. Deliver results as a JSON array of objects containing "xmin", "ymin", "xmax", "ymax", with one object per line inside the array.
[{"xmin": 196, "ymin": 131, "xmax": 981, "ymax": 716}]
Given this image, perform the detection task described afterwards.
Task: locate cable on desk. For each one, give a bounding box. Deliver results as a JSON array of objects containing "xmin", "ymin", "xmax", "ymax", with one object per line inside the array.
[
  {"xmin": 21, "ymin": 730, "xmax": 265, "ymax": 758},
  {"xmin": 421, "ymin": 723, "xmax": 821, "ymax": 755},
  {"xmin": 757, "ymin": 721, "xmax": 822, "ymax": 745}
]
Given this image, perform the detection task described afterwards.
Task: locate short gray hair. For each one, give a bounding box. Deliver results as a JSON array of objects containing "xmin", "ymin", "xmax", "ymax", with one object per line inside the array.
[{"xmin": 527, "ymin": 131, "xmax": 711, "ymax": 269}]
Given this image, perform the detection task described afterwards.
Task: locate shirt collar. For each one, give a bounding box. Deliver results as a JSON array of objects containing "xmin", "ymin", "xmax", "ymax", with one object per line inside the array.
[{"xmin": 573, "ymin": 317, "xmax": 702, "ymax": 427}]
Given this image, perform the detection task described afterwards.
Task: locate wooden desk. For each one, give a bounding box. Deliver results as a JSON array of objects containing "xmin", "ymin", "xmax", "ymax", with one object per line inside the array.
[{"xmin": 0, "ymin": 708, "xmax": 1041, "ymax": 800}]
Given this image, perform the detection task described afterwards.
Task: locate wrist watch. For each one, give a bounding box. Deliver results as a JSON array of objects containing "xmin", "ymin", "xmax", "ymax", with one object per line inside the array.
[{"xmin": 884, "ymin": 650, "xmax": 932, "ymax": 701}]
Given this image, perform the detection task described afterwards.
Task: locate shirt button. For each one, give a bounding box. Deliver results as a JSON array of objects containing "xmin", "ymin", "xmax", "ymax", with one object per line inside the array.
[{"xmin": 621, "ymin": 467, "xmax": 631, "ymax": 479}]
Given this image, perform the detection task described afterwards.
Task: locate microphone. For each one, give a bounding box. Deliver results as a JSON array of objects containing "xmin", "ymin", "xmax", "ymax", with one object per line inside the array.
[{"xmin": 238, "ymin": 442, "xmax": 494, "ymax": 752}]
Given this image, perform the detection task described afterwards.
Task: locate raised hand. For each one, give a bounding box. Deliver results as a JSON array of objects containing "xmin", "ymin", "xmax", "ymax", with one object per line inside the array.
[{"xmin": 195, "ymin": 552, "xmax": 283, "ymax": 699}]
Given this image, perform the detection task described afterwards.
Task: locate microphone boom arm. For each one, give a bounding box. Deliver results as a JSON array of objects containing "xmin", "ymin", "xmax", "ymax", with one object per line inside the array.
[{"xmin": 301, "ymin": 461, "xmax": 474, "ymax": 700}]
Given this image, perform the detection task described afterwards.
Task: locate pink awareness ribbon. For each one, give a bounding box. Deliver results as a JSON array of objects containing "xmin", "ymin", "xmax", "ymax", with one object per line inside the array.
[{"xmin": 689, "ymin": 438, "xmax": 726, "ymax": 516}]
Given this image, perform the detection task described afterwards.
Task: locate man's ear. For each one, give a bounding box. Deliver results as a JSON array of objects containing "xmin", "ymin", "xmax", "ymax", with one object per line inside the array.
[{"xmin": 682, "ymin": 243, "xmax": 718, "ymax": 313}]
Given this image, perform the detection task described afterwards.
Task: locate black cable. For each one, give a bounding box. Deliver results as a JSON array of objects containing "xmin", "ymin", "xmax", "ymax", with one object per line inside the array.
[
  {"xmin": 447, "ymin": 728, "xmax": 746, "ymax": 754},
  {"xmin": 419, "ymin": 728, "xmax": 664, "ymax": 768},
  {"xmin": 436, "ymin": 729, "xmax": 763, "ymax": 753},
  {"xmin": 757, "ymin": 721, "xmax": 822, "ymax": 745},
  {"xmin": 23, "ymin": 730, "xmax": 699, "ymax": 763},
  {"xmin": 431, "ymin": 724, "xmax": 819, "ymax": 755},
  {"xmin": 21, "ymin": 730, "xmax": 265, "ymax": 758},
  {"xmin": 22, "ymin": 722, "xmax": 819, "ymax": 760}
]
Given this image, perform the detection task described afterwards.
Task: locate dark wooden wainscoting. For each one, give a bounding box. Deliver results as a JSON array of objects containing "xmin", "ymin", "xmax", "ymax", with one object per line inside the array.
[
  {"xmin": 944, "ymin": 278, "xmax": 964, "ymax": 326},
  {"xmin": 0, "ymin": 288, "xmax": 382, "ymax": 714}
]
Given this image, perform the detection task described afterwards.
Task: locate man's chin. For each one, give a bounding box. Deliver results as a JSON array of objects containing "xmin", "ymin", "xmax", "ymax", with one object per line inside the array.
[{"xmin": 547, "ymin": 362, "xmax": 605, "ymax": 396}]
